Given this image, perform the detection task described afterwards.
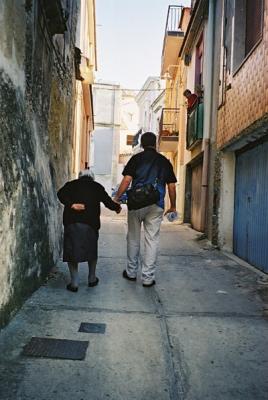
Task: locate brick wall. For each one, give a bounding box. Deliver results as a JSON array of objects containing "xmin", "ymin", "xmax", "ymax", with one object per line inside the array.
[{"xmin": 217, "ymin": 1, "xmax": 268, "ymax": 148}]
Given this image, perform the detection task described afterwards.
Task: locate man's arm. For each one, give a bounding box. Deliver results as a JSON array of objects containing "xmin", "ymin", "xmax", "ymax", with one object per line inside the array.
[
  {"xmin": 114, "ymin": 175, "xmax": 132, "ymax": 203},
  {"xmin": 164, "ymin": 183, "xmax": 176, "ymax": 215}
]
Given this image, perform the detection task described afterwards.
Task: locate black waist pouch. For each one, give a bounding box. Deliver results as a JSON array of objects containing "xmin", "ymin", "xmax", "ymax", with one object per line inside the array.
[{"xmin": 127, "ymin": 184, "xmax": 160, "ymax": 210}]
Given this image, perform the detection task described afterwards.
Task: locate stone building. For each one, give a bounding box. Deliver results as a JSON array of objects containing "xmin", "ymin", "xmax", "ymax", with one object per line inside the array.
[{"xmin": 0, "ymin": 0, "xmax": 96, "ymax": 327}]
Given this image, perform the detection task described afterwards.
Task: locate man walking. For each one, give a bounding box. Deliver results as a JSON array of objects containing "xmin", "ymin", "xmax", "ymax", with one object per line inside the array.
[{"xmin": 114, "ymin": 132, "xmax": 177, "ymax": 287}]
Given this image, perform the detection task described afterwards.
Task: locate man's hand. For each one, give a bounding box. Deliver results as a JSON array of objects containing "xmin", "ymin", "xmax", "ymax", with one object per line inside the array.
[
  {"xmin": 166, "ymin": 183, "xmax": 176, "ymax": 215},
  {"xmin": 164, "ymin": 207, "xmax": 176, "ymax": 216},
  {"xmin": 115, "ymin": 175, "xmax": 132, "ymax": 203},
  {"xmin": 71, "ymin": 203, "xmax": 85, "ymax": 211},
  {"xmin": 113, "ymin": 197, "xmax": 121, "ymax": 204}
]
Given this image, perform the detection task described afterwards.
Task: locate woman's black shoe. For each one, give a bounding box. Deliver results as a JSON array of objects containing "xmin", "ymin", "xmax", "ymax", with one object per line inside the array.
[
  {"xmin": 66, "ymin": 283, "xmax": 78, "ymax": 292},
  {"xmin": 88, "ymin": 277, "xmax": 99, "ymax": 287}
]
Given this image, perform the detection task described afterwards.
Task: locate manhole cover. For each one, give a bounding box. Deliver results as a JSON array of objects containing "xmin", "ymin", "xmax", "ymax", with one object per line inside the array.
[
  {"xmin": 22, "ymin": 337, "xmax": 89, "ymax": 360},
  {"xmin": 79, "ymin": 323, "xmax": 106, "ymax": 334}
]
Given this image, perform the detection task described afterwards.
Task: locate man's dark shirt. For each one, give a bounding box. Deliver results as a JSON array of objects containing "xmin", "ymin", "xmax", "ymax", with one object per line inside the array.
[
  {"xmin": 57, "ymin": 177, "xmax": 120, "ymax": 231},
  {"xmin": 122, "ymin": 148, "xmax": 177, "ymax": 209}
]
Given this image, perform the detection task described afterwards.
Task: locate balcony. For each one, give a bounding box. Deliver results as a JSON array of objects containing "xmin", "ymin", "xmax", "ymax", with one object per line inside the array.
[
  {"xmin": 161, "ymin": 6, "xmax": 184, "ymax": 77},
  {"xmin": 158, "ymin": 108, "xmax": 180, "ymax": 152},
  {"xmin": 186, "ymin": 102, "xmax": 204, "ymax": 149}
]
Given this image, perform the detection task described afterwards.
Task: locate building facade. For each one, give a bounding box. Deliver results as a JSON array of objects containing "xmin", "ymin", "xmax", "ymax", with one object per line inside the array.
[
  {"xmin": 215, "ymin": 0, "xmax": 268, "ymax": 272},
  {"xmin": 72, "ymin": 0, "xmax": 97, "ymax": 178},
  {"xmin": 118, "ymin": 89, "xmax": 139, "ymax": 180},
  {"xmin": 136, "ymin": 77, "xmax": 165, "ymax": 133},
  {"xmin": 160, "ymin": 0, "xmax": 268, "ymax": 273},
  {"xmin": 160, "ymin": 5, "xmax": 191, "ymax": 218},
  {"xmin": 90, "ymin": 82, "xmax": 122, "ymax": 194},
  {"xmin": 0, "ymin": 0, "xmax": 97, "ymax": 327}
]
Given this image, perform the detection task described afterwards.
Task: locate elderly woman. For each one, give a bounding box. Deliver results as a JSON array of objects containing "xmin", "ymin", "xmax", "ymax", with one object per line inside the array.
[{"xmin": 57, "ymin": 169, "xmax": 121, "ymax": 292}]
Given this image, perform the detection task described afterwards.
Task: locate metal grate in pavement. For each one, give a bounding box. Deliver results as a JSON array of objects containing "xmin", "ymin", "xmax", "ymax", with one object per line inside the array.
[
  {"xmin": 79, "ymin": 323, "xmax": 106, "ymax": 334},
  {"xmin": 22, "ymin": 337, "xmax": 89, "ymax": 360}
]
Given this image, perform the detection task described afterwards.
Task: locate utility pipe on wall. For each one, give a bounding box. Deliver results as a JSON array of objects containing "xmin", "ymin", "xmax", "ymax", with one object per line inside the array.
[{"xmin": 200, "ymin": 0, "xmax": 215, "ymax": 232}]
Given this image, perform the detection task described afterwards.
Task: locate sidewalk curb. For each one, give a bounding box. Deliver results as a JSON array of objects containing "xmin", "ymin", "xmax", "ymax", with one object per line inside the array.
[{"xmin": 222, "ymin": 251, "xmax": 268, "ymax": 278}]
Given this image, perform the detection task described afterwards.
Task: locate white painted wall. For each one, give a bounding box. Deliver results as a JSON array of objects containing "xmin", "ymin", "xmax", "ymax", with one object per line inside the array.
[
  {"xmin": 91, "ymin": 82, "xmax": 122, "ymax": 194},
  {"xmin": 136, "ymin": 77, "xmax": 165, "ymax": 134},
  {"xmin": 218, "ymin": 152, "xmax": 236, "ymax": 251}
]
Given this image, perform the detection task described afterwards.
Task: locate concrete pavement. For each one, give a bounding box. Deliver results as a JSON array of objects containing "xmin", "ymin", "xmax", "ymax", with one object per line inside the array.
[{"xmin": 0, "ymin": 208, "xmax": 268, "ymax": 400}]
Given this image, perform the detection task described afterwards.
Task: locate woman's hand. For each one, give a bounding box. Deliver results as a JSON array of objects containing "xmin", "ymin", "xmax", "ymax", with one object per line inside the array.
[
  {"xmin": 115, "ymin": 206, "xmax": 122, "ymax": 214},
  {"xmin": 71, "ymin": 203, "xmax": 86, "ymax": 211}
]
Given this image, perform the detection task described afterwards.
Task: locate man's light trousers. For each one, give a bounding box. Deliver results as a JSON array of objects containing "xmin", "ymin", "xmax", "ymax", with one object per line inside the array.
[{"xmin": 127, "ymin": 204, "xmax": 163, "ymax": 284}]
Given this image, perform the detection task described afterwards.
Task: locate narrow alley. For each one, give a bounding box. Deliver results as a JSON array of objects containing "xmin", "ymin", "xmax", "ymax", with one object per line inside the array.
[{"xmin": 0, "ymin": 209, "xmax": 267, "ymax": 400}]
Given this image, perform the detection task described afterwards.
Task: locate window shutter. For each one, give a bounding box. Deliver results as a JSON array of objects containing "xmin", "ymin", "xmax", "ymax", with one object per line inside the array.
[{"xmin": 245, "ymin": 0, "xmax": 263, "ymax": 55}]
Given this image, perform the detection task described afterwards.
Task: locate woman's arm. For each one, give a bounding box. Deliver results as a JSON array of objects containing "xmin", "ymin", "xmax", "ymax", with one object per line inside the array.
[{"xmin": 100, "ymin": 187, "xmax": 121, "ymax": 213}]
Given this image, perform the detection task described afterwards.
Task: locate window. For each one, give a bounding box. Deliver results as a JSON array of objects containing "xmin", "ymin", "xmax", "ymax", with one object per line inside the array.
[
  {"xmin": 195, "ymin": 34, "xmax": 203, "ymax": 92},
  {"xmin": 233, "ymin": 0, "xmax": 263, "ymax": 72},
  {"xmin": 245, "ymin": 0, "xmax": 263, "ymax": 55}
]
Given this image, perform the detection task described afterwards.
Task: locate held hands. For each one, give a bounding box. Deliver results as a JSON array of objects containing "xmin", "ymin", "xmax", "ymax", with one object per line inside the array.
[
  {"xmin": 71, "ymin": 203, "xmax": 86, "ymax": 211},
  {"xmin": 115, "ymin": 206, "xmax": 122, "ymax": 214},
  {"xmin": 164, "ymin": 207, "xmax": 176, "ymax": 216},
  {"xmin": 113, "ymin": 196, "xmax": 121, "ymax": 204},
  {"xmin": 112, "ymin": 197, "xmax": 122, "ymax": 214}
]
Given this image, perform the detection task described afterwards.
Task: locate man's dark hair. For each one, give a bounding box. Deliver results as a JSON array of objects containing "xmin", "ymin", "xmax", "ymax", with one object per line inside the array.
[
  {"xmin": 141, "ymin": 132, "xmax": 156, "ymax": 148},
  {"xmin": 183, "ymin": 89, "xmax": 191, "ymax": 97}
]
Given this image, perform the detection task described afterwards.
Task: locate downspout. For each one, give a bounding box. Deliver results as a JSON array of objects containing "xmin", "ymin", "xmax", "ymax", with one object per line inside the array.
[{"xmin": 200, "ymin": 0, "xmax": 215, "ymax": 232}]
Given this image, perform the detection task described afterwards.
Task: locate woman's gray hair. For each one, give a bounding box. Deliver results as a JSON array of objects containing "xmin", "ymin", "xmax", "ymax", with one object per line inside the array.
[{"xmin": 78, "ymin": 168, "xmax": 95, "ymax": 181}]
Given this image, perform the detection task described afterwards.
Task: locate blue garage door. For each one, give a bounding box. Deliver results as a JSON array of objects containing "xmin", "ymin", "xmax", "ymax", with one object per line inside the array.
[{"xmin": 234, "ymin": 140, "xmax": 268, "ymax": 272}]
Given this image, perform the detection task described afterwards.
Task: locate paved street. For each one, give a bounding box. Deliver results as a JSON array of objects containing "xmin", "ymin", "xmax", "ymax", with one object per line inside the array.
[{"xmin": 0, "ymin": 208, "xmax": 268, "ymax": 400}]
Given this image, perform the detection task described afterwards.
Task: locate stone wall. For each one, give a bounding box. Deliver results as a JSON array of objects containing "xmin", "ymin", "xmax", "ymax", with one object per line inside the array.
[{"xmin": 0, "ymin": 0, "xmax": 78, "ymax": 327}]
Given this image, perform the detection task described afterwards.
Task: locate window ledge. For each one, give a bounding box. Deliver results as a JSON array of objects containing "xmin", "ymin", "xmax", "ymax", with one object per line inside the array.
[{"xmin": 233, "ymin": 37, "xmax": 263, "ymax": 77}]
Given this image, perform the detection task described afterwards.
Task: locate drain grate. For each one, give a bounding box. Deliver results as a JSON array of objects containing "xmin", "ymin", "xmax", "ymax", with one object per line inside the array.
[
  {"xmin": 22, "ymin": 337, "xmax": 89, "ymax": 360},
  {"xmin": 79, "ymin": 323, "xmax": 106, "ymax": 334}
]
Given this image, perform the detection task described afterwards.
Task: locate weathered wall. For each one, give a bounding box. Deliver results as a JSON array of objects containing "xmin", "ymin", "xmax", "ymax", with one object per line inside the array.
[{"xmin": 0, "ymin": 0, "xmax": 78, "ymax": 327}]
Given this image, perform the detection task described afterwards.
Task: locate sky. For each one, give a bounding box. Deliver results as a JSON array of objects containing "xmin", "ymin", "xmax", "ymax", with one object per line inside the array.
[{"xmin": 95, "ymin": 0, "xmax": 191, "ymax": 90}]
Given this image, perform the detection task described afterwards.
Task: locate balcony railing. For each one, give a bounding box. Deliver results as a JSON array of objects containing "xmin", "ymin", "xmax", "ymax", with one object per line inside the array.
[
  {"xmin": 159, "ymin": 108, "xmax": 180, "ymax": 138},
  {"xmin": 186, "ymin": 102, "xmax": 204, "ymax": 149},
  {"xmin": 165, "ymin": 5, "xmax": 183, "ymax": 35}
]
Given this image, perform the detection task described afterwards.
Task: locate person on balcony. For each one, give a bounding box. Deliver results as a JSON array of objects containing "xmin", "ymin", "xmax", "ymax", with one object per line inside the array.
[{"xmin": 183, "ymin": 89, "xmax": 198, "ymax": 113}]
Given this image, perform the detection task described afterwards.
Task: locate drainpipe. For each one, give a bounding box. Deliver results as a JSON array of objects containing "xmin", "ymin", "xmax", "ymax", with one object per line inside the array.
[{"xmin": 200, "ymin": 0, "xmax": 215, "ymax": 232}]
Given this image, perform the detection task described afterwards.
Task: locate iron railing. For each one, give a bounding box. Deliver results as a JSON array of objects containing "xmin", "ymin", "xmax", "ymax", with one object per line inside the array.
[
  {"xmin": 159, "ymin": 108, "xmax": 180, "ymax": 139},
  {"xmin": 164, "ymin": 5, "xmax": 184, "ymax": 33},
  {"xmin": 186, "ymin": 102, "xmax": 204, "ymax": 149}
]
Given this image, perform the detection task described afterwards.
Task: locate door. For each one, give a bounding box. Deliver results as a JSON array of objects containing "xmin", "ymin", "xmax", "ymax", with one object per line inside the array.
[{"xmin": 234, "ymin": 140, "xmax": 268, "ymax": 272}]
